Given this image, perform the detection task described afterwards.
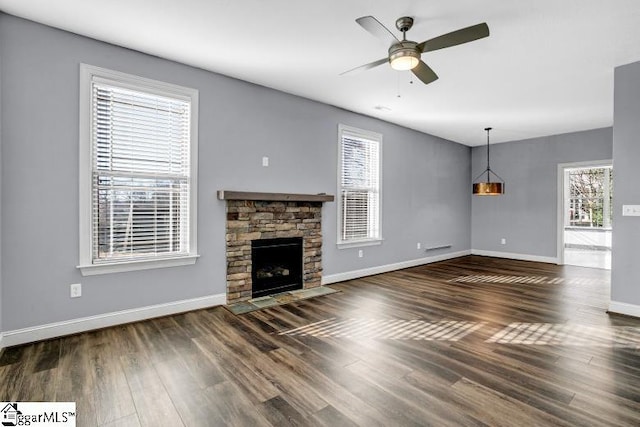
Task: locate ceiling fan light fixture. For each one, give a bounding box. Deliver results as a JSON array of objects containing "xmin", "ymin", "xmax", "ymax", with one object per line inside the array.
[{"xmin": 389, "ymin": 42, "xmax": 420, "ymax": 70}]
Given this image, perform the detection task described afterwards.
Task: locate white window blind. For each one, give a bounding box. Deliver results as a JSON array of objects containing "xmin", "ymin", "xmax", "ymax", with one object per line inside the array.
[
  {"xmin": 91, "ymin": 81, "xmax": 191, "ymax": 262},
  {"xmin": 339, "ymin": 125, "xmax": 381, "ymax": 244}
]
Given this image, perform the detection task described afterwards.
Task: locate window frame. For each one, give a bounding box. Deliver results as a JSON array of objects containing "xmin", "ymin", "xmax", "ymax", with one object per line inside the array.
[
  {"xmin": 78, "ymin": 64, "xmax": 199, "ymax": 276},
  {"xmin": 337, "ymin": 124, "xmax": 383, "ymax": 249}
]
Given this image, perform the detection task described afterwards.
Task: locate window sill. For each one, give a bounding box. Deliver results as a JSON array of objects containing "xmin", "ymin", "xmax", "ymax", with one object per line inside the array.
[
  {"xmin": 337, "ymin": 239, "xmax": 383, "ymax": 249},
  {"xmin": 77, "ymin": 254, "xmax": 199, "ymax": 276}
]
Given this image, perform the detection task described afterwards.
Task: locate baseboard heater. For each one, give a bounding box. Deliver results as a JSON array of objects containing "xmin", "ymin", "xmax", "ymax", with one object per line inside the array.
[{"xmin": 424, "ymin": 244, "xmax": 452, "ymax": 251}]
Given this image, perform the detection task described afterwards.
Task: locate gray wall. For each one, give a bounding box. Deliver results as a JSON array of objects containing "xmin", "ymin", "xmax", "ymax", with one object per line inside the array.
[
  {"xmin": 612, "ymin": 61, "xmax": 640, "ymax": 306},
  {"xmin": 0, "ymin": 14, "xmax": 471, "ymax": 332},
  {"xmin": 471, "ymin": 128, "xmax": 612, "ymax": 258}
]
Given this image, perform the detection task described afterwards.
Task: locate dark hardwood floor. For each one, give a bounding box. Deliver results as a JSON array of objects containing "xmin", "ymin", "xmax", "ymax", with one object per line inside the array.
[{"xmin": 2, "ymin": 255, "xmax": 640, "ymax": 426}]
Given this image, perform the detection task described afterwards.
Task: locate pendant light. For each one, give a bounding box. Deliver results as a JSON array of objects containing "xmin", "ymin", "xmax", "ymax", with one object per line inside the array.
[{"xmin": 473, "ymin": 127, "xmax": 504, "ymax": 195}]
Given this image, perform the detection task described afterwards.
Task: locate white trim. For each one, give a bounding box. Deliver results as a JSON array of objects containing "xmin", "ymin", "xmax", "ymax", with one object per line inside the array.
[
  {"xmin": 556, "ymin": 159, "xmax": 612, "ymax": 266},
  {"xmin": 78, "ymin": 64, "xmax": 199, "ymax": 274},
  {"xmin": 337, "ymin": 238, "xmax": 383, "ymax": 249},
  {"xmin": 0, "ymin": 293, "xmax": 225, "ymax": 348},
  {"xmin": 78, "ymin": 254, "xmax": 200, "ymax": 276},
  {"xmin": 322, "ymin": 250, "xmax": 470, "ymax": 284},
  {"xmin": 608, "ymin": 301, "xmax": 640, "ymax": 318},
  {"xmin": 471, "ymin": 249, "xmax": 558, "ymax": 264},
  {"xmin": 556, "ymin": 163, "xmax": 565, "ymax": 265},
  {"xmin": 78, "ymin": 64, "xmax": 93, "ymax": 268}
]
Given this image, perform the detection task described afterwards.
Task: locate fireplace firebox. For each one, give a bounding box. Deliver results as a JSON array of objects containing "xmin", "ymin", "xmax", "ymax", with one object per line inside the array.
[{"xmin": 251, "ymin": 237, "xmax": 303, "ymax": 298}]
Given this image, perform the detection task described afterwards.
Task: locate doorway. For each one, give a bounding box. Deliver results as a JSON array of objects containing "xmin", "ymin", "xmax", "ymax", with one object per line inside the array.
[{"xmin": 557, "ymin": 161, "xmax": 612, "ymax": 269}]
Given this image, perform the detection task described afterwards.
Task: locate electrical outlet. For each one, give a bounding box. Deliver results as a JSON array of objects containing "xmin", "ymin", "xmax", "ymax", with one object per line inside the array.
[
  {"xmin": 501, "ymin": 238, "xmax": 506, "ymax": 245},
  {"xmin": 262, "ymin": 156, "xmax": 269, "ymax": 167},
  {"xmin": 70, "ymin": 283, "xmax": 82, "ymax": 298},
  {"xmin": 417, "ymin": 242, "xmax": 421, "ymax": 250},
  {"xmin": 358, "ymin": 249, "xmax": 363, "ymax": 258}
]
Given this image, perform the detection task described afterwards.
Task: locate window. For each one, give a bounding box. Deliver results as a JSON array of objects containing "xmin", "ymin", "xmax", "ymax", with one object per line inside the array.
[
  {"xmin": 78, "ymin": 64, "xmax": 198, "ymax": 275},
  {"xmin": 338, "ymin": 124, "xmax": 382, "ymax": 247},
  {"xmin": 566, "ymin": 166, "xmax": 613, "ymax": 228}
]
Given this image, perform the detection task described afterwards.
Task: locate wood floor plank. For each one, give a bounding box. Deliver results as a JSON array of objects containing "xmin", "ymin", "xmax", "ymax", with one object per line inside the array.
[
  {"xmin": 256, "ymin": 395, "xmax": 310, "ymax": 427},
  {"xmin": 266, "ymin": 347, "xmax": 395, "ymax": 426},
  {"xmin": 570, "ymin": 391, "xmax": 640, "ymax": 426},
  {"xmin": 158, "ymin": 387, "xmax": 226, "ymax": 427},
  {"xmin": 31, "ymin": 339, "xmax": 60, "ymax": 373},
  {"xmin": 0, "ymin": 344, "xmax": 27, "ymax": 367},
  {"xmin": 203, "ymin": 327, "xmax": 329, "ymax": 416},
  {"xmin": 204, "ymin": 380, "xmax": 273, "ymax": 427},
  {"xmin": 0, "ymin": 345, "xmax": 34, "ymax": 400},
  {"xmin": 119, "ymin": 353, "xmax": 184, "ymax": 427},
  {"xmin": 100, "ymin": 414, "xmax": 142, "ymax": 427},
  {"xmin": 308, "ymin": 404, "xmax": 359, "ymax": 427},
  {"xmin": 19, "ymin": 368, "xmax": 57, "ymax": 402},
  {"xmin": 54, "ymin": 333, "xmax": 98, "ymax": 427},
  {"xmin": 450, "ymin": 376, "xmax": 574, "ymax": 427},
  {"xmin": 2, "ymin": 255, "xmax": 640, "ymax": 426},
  {"xmin": 193, "ymin": 333, "xmax": 281, "ymax": 404},
  {"xmin": 88, "ymin": 330, "xmax": 137, "ymax": 426}
]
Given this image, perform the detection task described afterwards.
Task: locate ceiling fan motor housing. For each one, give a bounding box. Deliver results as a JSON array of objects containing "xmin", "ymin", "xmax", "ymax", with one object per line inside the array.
[
  {"xmin": 395, "ymin": 16, "xmax": 414, "ymax": 32},
  {"xmin": 388, "ymin": 41, "xmax": 420, "ymax": 70}
]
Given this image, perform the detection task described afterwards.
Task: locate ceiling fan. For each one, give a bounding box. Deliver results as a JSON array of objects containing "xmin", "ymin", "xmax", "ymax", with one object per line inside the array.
[{"xmin": 341, "ymin": 16, "xmax": 489, "ymax": 85}]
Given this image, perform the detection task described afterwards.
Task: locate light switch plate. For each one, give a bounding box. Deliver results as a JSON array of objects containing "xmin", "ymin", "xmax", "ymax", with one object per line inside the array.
[{"xmin": 622, "ymin": 205, "xmax": 640, "ymax": 216}]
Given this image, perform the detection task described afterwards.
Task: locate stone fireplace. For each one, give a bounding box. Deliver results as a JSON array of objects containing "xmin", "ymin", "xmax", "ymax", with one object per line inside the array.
[{"xmin": 218, "ymin": 191, "xmax": 334, "ymax": 305}]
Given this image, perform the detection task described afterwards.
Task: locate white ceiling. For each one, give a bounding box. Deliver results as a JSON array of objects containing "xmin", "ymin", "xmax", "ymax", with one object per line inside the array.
[{"xmin": 2, "ymin": 0, "xmax": 640, "ymax": 146}]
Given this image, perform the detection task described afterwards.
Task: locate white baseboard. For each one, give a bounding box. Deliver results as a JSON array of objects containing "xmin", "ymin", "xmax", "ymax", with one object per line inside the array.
[
  {"xmin": 0, "ymin": 293, "xmax": 226, "ymax": 348},
  {"xmin": 608, "ymin": 301, "xmax": 640, "ymax": 318},
  {"xmin": 471, "ymin": 249, "xmax": 558, "ymax": 264},
  {"xmin": 322, "ymin": 250, "xmax": 471, "ymax": 285}
]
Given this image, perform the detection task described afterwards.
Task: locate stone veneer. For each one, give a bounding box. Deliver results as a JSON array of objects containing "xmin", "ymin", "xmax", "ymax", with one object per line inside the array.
[{"xmin": 225, "ymin": 200, "xmax": 323, "ymax": 304}]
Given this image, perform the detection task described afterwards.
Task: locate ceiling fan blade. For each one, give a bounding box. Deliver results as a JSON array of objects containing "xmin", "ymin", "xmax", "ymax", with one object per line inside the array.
[
  {"xmin": 356, "ymin": 16, "xmax": 400, "ymax": 47},
  {"xmin": 340, "ymin": 57, "xmax": 388, "ymax": 76},
  {"xmin": 411, "ymin": 60, "xmax": 439, "ymax": 85},
  {"xmin": 417, "ymin": 23, "xmax": 489, "ymax": 53}
]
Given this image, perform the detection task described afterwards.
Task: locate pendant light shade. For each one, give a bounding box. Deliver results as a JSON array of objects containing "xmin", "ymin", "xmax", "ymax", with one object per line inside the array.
[{"xmin": 473, "ymin": 127, "xmax": 504, "ymax": 196}]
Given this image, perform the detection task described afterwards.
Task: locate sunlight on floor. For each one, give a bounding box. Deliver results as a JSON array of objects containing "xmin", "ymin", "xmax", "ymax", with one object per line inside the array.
[
  {"xmin": 486, "ymin": 322, "xmax": 640, "ymax": 348},
  {"xmin": 279, "ymin": 318, "xmax": 486, "ymax": 341},
  {"xmin": 449, "ymin": 274, "xmax": 605, "ymax": 286},
  {"xmin": 279, "ymin": 318, "xmax": 640, "ymax": 348}
]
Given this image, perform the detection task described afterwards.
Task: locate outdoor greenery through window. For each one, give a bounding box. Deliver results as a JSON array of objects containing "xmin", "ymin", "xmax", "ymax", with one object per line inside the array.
[
  {"xmin": 338, "ymin": 125, "xmax": 381, "ymax": 244},
  {"xmin": 567, "ymin": 167, "xmax": 612, "ymax": 228},
  {"xmin": 79, "ymin": 64, "xmax": 198, "ymax": 274}
]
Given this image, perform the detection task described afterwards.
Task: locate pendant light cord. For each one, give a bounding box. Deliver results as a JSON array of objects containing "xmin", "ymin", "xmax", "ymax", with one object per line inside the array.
[
  {"xmin": 485, "ymin": 127, "xmax": 492, "ymax": 182},
  {"xmin": 473, "ymin": 126, "xmax": 504, "ymax": 189}
]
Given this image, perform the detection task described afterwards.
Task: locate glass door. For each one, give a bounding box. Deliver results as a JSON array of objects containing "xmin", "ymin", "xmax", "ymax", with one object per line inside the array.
[{"xmin": 563, "ymin": 165, "xmax": 612, "ymax": 269}]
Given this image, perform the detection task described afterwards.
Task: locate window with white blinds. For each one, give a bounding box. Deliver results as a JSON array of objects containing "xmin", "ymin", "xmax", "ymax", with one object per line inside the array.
[
  {"xmin": 338, "ymin": 125, "xmax": 382, "ymax": 245},
  {"xmin": 79, "ymin": 65, "xmax": 198, "ymax": 275}
]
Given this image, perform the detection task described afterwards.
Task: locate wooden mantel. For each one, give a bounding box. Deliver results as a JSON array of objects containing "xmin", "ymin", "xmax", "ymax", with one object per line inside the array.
[{"xmin": 217, "ymin": 190, "xmax": 334, "ymax": 203}]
